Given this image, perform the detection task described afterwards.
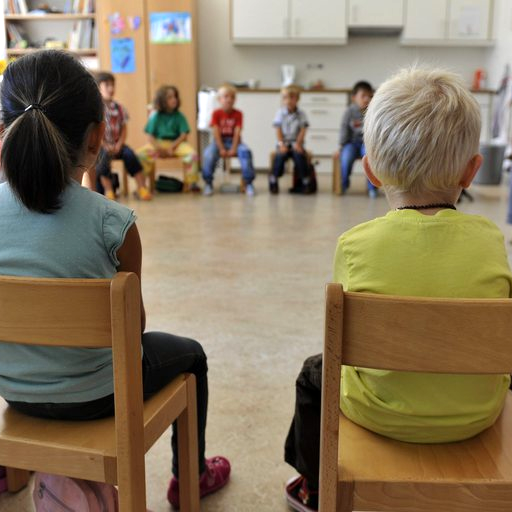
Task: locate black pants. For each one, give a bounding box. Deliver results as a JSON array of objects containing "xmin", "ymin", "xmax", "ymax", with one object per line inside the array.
[
  {"xmin": 272, "ymin": 148, "xmax": 309, "ymax": 183},
  {"xmin": 96, "ymin": 145, "xmax": 143, "ymax": 194},
  {"xmin": 7, "ymin": 331, "xmax": 208, "ymax": 478},
  {"xmin": 285, "ymin": 354, "xmax": 323, "ymax": 489}
]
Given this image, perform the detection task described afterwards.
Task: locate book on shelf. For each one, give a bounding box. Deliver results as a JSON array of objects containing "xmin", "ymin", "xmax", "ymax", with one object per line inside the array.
[
  {"xmin": 6, "ymin": 0, "xmax": 28, "ymax": 14},
  {"xmin": 68, "ymin": 20, "xmax": 95, "ymax": 50}
]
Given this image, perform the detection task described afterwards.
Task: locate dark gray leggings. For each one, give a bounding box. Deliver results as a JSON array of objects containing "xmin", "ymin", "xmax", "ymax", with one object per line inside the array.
[{"xmin": 7, "ymin": 331, "xmax": 208, "ymax": 477}]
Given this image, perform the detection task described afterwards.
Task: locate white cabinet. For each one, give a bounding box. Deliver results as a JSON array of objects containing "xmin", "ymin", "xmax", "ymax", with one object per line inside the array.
[
  {"xmin": 231, "ymin": 0, "xmax": 347, "ymax": 45},
  {"xmin": 236, "ymin": 91, "xmax": 349, "ymax": 172},
  {"xmin": 448, "ymin": 0, "xmax": 490, "ymax": 40},
  {"xmin": 235, "ymin": 92, "xmax": 282, "ymax": 169},
  {"xmin": 231, "ymin": 0, "xmax": 288, "ymax": 40},
  {"xmin": 403, "ymin": 0, "xmax": 447, "ymax": 40},
  {"xmin": 348, "ymin": 0, "xmax": 404, "ymax": 27},
  {"xmin": 290, "ymin": 0, "xmax": 347, "ymax": 40},
  {"xmin": 402, "ymin": 0, "xmax": 493, "ymax": 45}
]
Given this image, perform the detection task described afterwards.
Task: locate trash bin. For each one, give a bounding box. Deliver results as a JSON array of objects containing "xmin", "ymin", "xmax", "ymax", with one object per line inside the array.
[{"xmin": 473, "ymin": 143, "xmax": 506, "ymax": 185}]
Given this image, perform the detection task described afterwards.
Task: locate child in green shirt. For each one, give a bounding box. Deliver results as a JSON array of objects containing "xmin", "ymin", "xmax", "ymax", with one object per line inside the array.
[
  {"xmin": 137, "ymin": 85, "xmax": 200, "ymax": 191},
  {"xmin": 284, "ymin": 67, "xmax": 512, "ymax": 512}
]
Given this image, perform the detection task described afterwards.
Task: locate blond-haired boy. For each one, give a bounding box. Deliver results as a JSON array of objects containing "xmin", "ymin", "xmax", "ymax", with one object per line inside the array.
[
  {"xmin": 270, "ymin": 85, "xmax": 312, "ymax": 194},
  {"xmin": 202, "ymin": 84, "xmax": 255, "ymax": 196},
  {"xmin": 284, "ymin": 67, "xmax": 512, "ymax": 512}
]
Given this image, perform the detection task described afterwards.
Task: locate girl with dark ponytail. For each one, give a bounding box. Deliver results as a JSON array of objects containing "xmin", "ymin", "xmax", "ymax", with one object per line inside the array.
[{"xmin": 0, "ymin": 51, "xmax": 230, "ymax": 506}]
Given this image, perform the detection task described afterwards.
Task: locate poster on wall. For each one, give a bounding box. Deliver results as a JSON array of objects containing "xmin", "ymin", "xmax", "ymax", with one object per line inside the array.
[
  {"xmin": 149, "ymin": 12, "xmax": 192, "ymax": 44},
  {"xmin": 110, "ymin": 38, "xmax": 136, "ymax": 74}
]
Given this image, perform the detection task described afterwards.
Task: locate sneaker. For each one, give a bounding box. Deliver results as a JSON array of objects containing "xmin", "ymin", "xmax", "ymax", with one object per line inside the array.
[
  {"xmin": 203, "ymin": 183, "xmax": 214, "ymax": 196},
  {"xmin": 137, "ymin": 186, "xmax": 152, "ymax": 201},
  {"xmin": 368, "ymin": 188, "xmax": 378, "ymax": 199},
  {"xmin": 285, "ymin": 475, "xmax": 318, "ymax": 512},
  {"xmin": 105, "ymin": 190, "xmax": 116, "ymax": 201},
  {"xmin": 269, "ymin": 179, "xmax": 279, "ymax": 194},
  {"xmin": 245, "ymin": 183, "xmax": 255, "ymax": 196},
  {"xmin": 167, "ymin": 456, "xmax": 231, "ymax": 509}
]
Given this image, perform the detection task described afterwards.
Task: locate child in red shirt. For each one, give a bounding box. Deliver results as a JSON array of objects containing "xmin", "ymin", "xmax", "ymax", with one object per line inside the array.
[{"xmin": 201, "ymin": 84, "xmax": 255, "ymax": 196}]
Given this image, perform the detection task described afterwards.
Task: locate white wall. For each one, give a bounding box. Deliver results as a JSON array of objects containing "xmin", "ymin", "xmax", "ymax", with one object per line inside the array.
[
  {"xmin": 486, "ymin": 0, "xmax": 512, "ymax": 88},
  {"xmin": 198, "ymin": 0, "xmax": 489, "ymax": 89}
]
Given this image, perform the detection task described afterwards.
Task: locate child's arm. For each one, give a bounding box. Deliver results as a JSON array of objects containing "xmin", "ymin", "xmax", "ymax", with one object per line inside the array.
[
  {"xmin": 293, "ymin": 126, "xmax": 307, "ymax": 154},
  {"xmin": 168, "ymin": 133, "xmax": 188, "ymax": 156},
  {"xmin": 228, "ymin": 126, "xmax": 241, "ymax": 157},
  {"xmin": 114, "ymin": 124, "xmax": 128, "ymax": 155},
  {"xmin": 117, "ymin": 223, "xmax": 146, "ymax": 333},
  {"xmin": 212, "ymin": 125, "xmax": 227, "ymax": 157},
  {"xmin": 276, "ymin": 127, "xmax": 288, "ymax": 153}
]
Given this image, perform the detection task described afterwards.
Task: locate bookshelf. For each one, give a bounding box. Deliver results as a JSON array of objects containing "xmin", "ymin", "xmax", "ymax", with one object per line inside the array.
[{"xmin": 2, "ymin": 1, "xmax": 98, "ymax": 64}]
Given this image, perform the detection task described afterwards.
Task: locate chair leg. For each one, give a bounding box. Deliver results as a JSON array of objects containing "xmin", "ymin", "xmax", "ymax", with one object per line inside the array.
[
  {"xmin": 177, "ymin": 376, "xmax": 200, "ymax": 512},
  {"xmin": 333, "ymin": 156, "xmax": 342, "ymax": 195},
  {"xmin": 338, "ymin": 480, "xmax": 354, "ymax": 512},
  {"xmin": 122, "ymin": 166, "xmax": 129, "ymax": 198},
  {"xmin": 149, "ymin": 168, "xmax": 156, "ymax": 194},
  {"xmin": 6, "ymin": 468, "xmax": 30, "ymax": 492}
]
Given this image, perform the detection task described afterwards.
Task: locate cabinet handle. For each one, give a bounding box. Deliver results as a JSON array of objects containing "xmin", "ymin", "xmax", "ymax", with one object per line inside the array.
[
  {"xmin": 311, "ymin": 97, "xmax": 328, "ymax": 102},
  {"xmin": 311, "ymin": 109, "xmax": 329, "ymax": 115},
  {"xmin": 294, "ymin": 18, "xmax": 300, "ymax": 36},
  {"xmin": 352, "ymin": 5, "xmax": 358, "ymax": 24},
  {"xmin": 311, "ymin": 135, "xmax": 328, "ymax": 140},
  {"xmin": 283, "ymin": 18, "xmax": 289, "ymax": 37}
]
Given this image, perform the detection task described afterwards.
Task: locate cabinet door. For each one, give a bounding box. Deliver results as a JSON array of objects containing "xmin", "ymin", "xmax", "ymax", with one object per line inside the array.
[
  {"xmin": 291, "ymin": 0, "xmax": 347, "ymax": 40},
  {"xmin": 232, "ymin": 0, "xmax": 289, "ymax": 40},
  {"xmin": 402, "ymin": 0, "xmax": 447, "ymax": 40},
  {"xmin": 349, "ymin": 0, "xmax": 404, "ymax": 27},
  {"xmin": 448, "ymin": 0, "xmax": 490, "ymax": 40}
]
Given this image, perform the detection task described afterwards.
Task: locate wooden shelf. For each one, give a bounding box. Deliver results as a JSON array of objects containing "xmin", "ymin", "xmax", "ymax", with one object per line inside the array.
[
  {"xmin": 5, "ymin": 14, "xmax": 96, "ymax": 21},
  {"xmin": 7, "ymin": 48, "xmax": 97, "ymax": 56}
]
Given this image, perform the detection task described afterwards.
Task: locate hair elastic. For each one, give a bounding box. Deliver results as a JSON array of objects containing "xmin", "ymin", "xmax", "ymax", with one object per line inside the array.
[{"xmin": 24, "ymin": 104, "xmax": 45, "ymax": 113}]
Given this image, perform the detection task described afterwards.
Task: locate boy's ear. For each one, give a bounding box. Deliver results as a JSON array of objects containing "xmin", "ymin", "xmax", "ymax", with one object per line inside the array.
[
  {"xmin": 460, "ymin": 153, "xmax": 483, "ymax": 188},
  {"xmin": 362, "ymin": 155, "xmax": 382, "ymax": 187},
  {"xmin": 87, "ymin": 121, "xmax": 106, "ymax": 155}
]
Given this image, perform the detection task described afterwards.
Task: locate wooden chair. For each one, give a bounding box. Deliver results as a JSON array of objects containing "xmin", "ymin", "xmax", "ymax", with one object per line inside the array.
[
  {"xmin": 0, "ymin": 273, "xmax": 200, "ymax": 512},
  {"xmin": 219, "ymin": 157, "xmax": 245, "ymax": 193},
  {"xmin": 332, "ymin": 155, "xmax": 342, "ymax": 195},
  {"xmin": 320, "ymin": 284, "xmax": 512, "ymax": 512},
  {"xmin": 113, "ymin": 157, "xmax": 187, "ymax": 197},
  {"xmin": 269, "ymin": 150, "xmax": 314, "ymax": 188}
]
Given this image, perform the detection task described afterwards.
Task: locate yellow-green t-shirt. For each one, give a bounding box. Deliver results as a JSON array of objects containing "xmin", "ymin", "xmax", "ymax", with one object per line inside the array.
[{"xmin": 335, "ymin": 209, "xmax": 512, "ymax": 443}]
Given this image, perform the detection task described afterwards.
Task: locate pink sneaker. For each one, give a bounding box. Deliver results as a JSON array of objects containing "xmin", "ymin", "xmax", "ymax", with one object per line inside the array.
[{"xmin": 167, "ymin": 456, "xmax": 231, "ymax": 509}]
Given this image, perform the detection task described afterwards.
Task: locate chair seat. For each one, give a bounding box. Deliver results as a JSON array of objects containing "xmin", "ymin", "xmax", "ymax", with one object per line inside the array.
[
  {"xmin": 338, "ymin": 393, "xmax": 512, "ymax": 511},
  {"xmin": 0, "ymin": 374, "xmax": 188, "ymax": 484},
  {"xmin": 340, "ymin": 392, "xmax": 512, "ymax": 481}
]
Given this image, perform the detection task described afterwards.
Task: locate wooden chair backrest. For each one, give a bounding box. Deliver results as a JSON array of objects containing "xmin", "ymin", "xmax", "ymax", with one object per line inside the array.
[
  {"xmin": 320, "ymin": 283, "xmax": 512, "ymax": 511},
  {"xmin": 0, "ymin": 273, "xmax": 144, "ymax": 492}
]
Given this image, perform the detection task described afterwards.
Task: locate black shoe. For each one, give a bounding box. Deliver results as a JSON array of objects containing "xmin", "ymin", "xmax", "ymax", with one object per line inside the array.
[
  {"xmin": 285, "ymin": 476, "xmax": 318, "ymax": 512},
  {"xmin": 288, "ymin": 185, "xmax": 303, "ymax": 194},
  {"xmin": 269, "ymin": 180, "xmax": 279, "ymax": 194}
]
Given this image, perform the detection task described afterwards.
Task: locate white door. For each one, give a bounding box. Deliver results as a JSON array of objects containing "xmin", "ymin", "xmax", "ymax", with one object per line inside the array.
[
  {"xmin": 348, "ymin": 0, "xmax": 404, "ymax": 27},
  {"xmin": 290, "ymin": 0, "xmax": 347, "ymax": 40},
  {"xmin": 448, "ymin": 0, "xmax": 490, "ymax": 40},
  {"xmin": 402, "ymin": 0, "xmax": 448, "ymax": 40},
  {"xmin": 232, "ymin": 0, "xmax": 289, "ymax": 40}
]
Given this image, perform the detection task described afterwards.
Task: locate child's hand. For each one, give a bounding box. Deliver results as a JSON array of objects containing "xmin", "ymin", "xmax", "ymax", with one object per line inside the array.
[
  {"xmin": 165, "ymin": 148, "xmax": 175, "ymax": 158},
  {"xmin": 227, "ymin": 148, "xmax": 237, "ymax": 157},
  {"xmin": 333, "ymin": 150, "xmax": 340, "ymax": 159},
  {"xmin": 293, "ymin": 142, "xmax": 304, "ymax": 154},
  {"xmin": 220, "ymin": 148, "xmax": 228, "ymax": 158},
  {"xmin": 278, "ymin": 142, "xmax": 288, "ymax": 154},
  {"xmin": 114, "ymin": 142, "xmax": 123, "ymax": 155}
]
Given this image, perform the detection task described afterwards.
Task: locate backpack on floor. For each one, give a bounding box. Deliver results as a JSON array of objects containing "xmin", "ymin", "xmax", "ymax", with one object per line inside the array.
[
  {"xmin": 33, "ymin": 472, "xmax": 118, "ymax": 512},
  {"xmin": 291, "ymin": 159, "xmax": 318, "ymax": 193},
  {"xmin": 156, "ymin": 175, "xmax": 184, "ymax": 193}
]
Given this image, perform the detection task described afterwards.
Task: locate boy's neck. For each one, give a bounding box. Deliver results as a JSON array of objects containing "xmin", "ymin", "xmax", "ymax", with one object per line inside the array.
[
  {"xmin": 222, "ymin": 107, "xmax": 234, "ymax": 114},
  {"xmin": 386, "ymin": 188, "xmax": 461, "ymax": 215},
  {"xmin": 287, "ymin": 106, "xmax": 298, "ymax": 113}
]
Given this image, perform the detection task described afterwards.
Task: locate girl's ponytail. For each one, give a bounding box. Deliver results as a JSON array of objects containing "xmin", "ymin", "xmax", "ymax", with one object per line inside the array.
[{"xmin": 0, "ymin": 51, "xmax": 103, "ymax": 213}]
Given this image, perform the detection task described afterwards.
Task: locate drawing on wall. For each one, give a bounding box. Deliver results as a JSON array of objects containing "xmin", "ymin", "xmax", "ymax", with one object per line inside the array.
[
  {"xmin": 128, "ymin": 15, "xmax": 142, "ymax": 31},
  {"xmin": 149, "ymin": 12, "xmax": 192, "ymax": 44},
  {"xmin": 111, "ymin": 38, "xmax": 136, "ymax": 74},
  {"xmin": 109, "ymin": 12, "xmax": 126, "ymax": 35}
]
